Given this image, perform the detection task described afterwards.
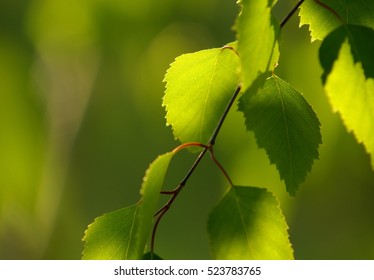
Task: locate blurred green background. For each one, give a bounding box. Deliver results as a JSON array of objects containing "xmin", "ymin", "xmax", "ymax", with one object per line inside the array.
[{"xmin": 1, "ymin": 0, "xmax": 373, "ymax": 259}]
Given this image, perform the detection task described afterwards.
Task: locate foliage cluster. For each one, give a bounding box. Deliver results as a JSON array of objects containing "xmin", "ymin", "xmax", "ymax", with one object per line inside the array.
[{"xmin": 82, "ymin": 0, "xmax": 374, "ymax": 259}]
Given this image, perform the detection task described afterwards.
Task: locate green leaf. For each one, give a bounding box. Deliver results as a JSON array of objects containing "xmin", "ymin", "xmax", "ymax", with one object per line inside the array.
[
  {"xmin": 236, "ymin": 0, "xmax": 280, "ymax": 91},
  {"xmin": 82, "ymin": 205, "xmax": 140, "ymax": 260},
  {"xmin": 82, "ymin": 152, "xmax": 174, "ymax": 259},
  {"xmin": 299, "ymin": 0, "xmax": 374, "ymax": 41},
  {"xmin": 208, "ymin": 186, "xmax": 294, "ymax": 260},
  {"xmin": 320, "ymin": 25, "xmax": 374, "ymax": 168},
  {"xmin": 320, "ymin": 25, "xmax": 374, "ymax": 82},
  {"xmin": 137, "ymin": 152, "xmax": 174, "ymax": 255},
  {"xmin": 238, "ymin": 75, "xmax": 322, "ymax": 195},
  {"xmin": 163, "ymin": 47, "xmax": 241, "ymax": 146}
]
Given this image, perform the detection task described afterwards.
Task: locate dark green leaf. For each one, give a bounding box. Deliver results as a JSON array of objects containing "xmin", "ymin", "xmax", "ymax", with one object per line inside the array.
[
  {"xmin": 239, "ymin": 75, "xmax": 322, "ymax": 195},
  {"xmin": 208, "ymin": 186, "xmax": 294, "ymax": 259}
]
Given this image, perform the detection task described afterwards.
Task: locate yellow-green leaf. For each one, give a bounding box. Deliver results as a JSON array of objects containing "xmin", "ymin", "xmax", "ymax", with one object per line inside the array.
[
  {"xmin": 82, "ymin": 205, "xmax": 140, "ymax": 260},
  {"xmin": 320, "ymin": 25, "xmax": 374, "ymax": 168},
  {"xmin": 163, "ymin": 47, "xmax": 240, "ymax": 146},
  {"xmin": 299, "ymin": 0, "xmax": 374, "ymax": 41},
  {"xmin": 236, "ymin": 0, "xmax": 280, "ymax": 90}
]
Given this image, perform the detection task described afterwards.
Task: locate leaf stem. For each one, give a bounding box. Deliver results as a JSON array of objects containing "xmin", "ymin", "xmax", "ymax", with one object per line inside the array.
[
  {"xmin": 208, "ymin": 146, "xmax": 233, "ymax": 187},
  {"xmin": 280, "ymin": 0, "xmax": 305, "ymax": 28},
  {"xmin": 150, "ymin": 84, "xmax": 241, "ymax": 257},
  {"xmin": 172, "ymin": 142, "xmax": 208, "ymax": 154},
  {"xmin": 313, "ymin": 0, "xmax": 344, "ymax": 24},
  {"xmin": 221, "ymin": 45, "xmax": 240, "ymax": 57},
  {"xmin": 150, "ymin": 147, "xmax": 208, "ymax": 256}
]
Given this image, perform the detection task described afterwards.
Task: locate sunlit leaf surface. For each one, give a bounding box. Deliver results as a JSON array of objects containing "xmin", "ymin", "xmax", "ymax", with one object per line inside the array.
[
  {"xmin": 163, "ymin": 47, "xmax": 240, "ymax": 146},
  {"xmin": 320, "ymin": 25, "xmax": 374, "ymax": 168},
  {"xmin": 236, "ymin": 0, "xmax": 280, "ymax": 90},
  {"xmin": 82, "ymin": 205, "xmax": 140, "ymax": 260},
  {"xmin": 299, "ymin": 0, "xmax": 374, "ymax": 41},
  {"xmin": 208, "ymin": 186, "xmax": 293, "ymax": 259}
]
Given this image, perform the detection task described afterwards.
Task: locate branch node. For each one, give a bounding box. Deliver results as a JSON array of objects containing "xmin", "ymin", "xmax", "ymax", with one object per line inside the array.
[{"xmin": 151, "ymin": 84, "xmax": 241, "ymax": 255}]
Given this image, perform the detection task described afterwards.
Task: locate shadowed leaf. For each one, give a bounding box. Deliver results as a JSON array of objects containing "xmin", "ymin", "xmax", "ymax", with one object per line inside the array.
[{"xmin": 239, "ymin": 75, "xmax": 321, "ymax": 195}]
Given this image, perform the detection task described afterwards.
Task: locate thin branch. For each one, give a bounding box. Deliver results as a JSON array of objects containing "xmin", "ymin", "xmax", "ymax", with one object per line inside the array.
[
  {"xmin": 150, "ymin": 147, "xmax": 208, "ymax": 257},
  {"xmin": 280, "ymin": 0, "xmax": 305, "ymax": 28},
  {"xmin": 150, "ymin": 207, "xmax": 168, "ymax": 254},
  {"xmin": 150, "ymin": 84, "xmax": 241, "ymax": 257},
  {"xmin": 281, "ymin": 0, "xmax": 344, "ymax": 29},
  {"xmin": 209, "ymin": 85, "xmax": 242, "ymax": 145}
]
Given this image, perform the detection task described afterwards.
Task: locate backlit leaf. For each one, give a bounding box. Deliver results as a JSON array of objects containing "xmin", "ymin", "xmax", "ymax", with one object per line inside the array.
[
  {"xmin": 320, "ymin": 25, "xmax": 374, "ymax": 168},
  {"xmin": 82, "ymin": 205, "xmax": 140, "ymax": 260},
  {"xmin": 320, "ymin": 25, "xmax": 374, "ymax": 82},
  {"xmin": 82, "ymin": 152, "xmax": 174, "ymax": 259},
  {"xmin": 239, "ymin": 75, "xmax": 322, "ymax": 195},
  {"xmin": 299, "ymin": 0, "xmax": 374, "ymax": 41},
  {"xmin": 236, "ymin": 0, "xmax": 280, "ymax": 90},
  {"xmin": 163, "ymin": 47, "xmax": 241, "ymax": 146},
  {"xmin": 208, "ymin": 186, "xmax": 293, "ymax": 259}
]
